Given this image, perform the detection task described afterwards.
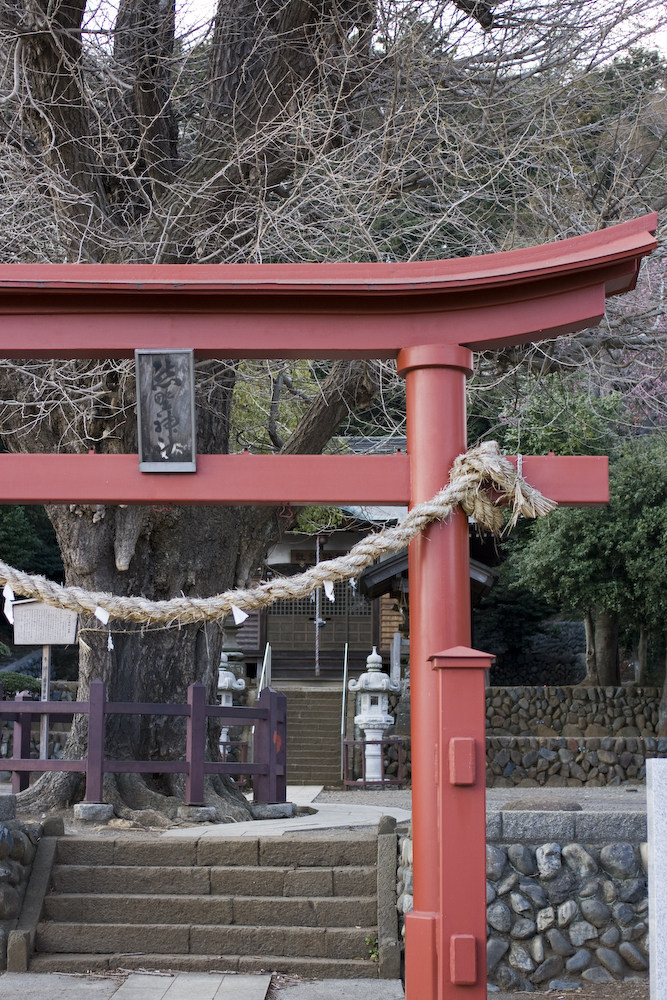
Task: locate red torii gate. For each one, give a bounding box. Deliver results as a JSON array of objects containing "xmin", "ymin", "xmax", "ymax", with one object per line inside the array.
[{"xmin": 0, "ymin": 213, "xmax": 657, "ymax": 999}]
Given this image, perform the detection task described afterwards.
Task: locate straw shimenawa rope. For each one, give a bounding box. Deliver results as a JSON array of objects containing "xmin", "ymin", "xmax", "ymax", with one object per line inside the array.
[{"xmin": 0, "ymin": 442, "xmax": 556, "ymax": 626}]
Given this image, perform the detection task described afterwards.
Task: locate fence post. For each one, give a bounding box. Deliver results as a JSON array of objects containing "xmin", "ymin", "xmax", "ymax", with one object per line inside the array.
[
  {"xmin": 186, "ymin": 683, "xmax": 206, "ymax": 805},
  {"xmin": 11, "ymin": 693, "xmax": 31, "ymax": 794},
  {"xmin": 253, "ymin": 687, "xmax": 287, "ymax": 804},
  {"xmin": 85, "ymin": 679, "xmax": 106, "ymax": 802}
]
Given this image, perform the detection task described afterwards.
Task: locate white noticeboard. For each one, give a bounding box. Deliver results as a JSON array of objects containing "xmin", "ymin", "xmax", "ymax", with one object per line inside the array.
[
  {"xmin": 10, "ymin": 600, "xmax": 78, "ymax": 762},
  {"xmin": 12, "ymin": 600, "xmax": 78, "ymax": 646}
]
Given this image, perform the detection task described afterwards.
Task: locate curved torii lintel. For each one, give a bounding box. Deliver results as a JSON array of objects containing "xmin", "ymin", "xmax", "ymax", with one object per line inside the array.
[{"xmin": 0, "ymin": 213, "xmax": 657, "ymax": 359}]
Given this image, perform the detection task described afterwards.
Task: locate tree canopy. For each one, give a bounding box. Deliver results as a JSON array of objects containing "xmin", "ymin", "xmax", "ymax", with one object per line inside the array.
[{"xmin": 508, "ymin": 434, "xmax": 667, "ymax": 685}]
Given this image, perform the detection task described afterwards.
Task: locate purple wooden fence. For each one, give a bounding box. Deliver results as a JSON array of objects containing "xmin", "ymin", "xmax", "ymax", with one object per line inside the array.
[{"xmin": 0, "ymin": 679, "xmax": 286, "ymax": 805}]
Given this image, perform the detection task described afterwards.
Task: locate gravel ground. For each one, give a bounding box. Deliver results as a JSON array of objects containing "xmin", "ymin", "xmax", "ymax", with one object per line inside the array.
[
  {"xmin": 315, "ymin": 784, "xmax": 647, "ymax": 811},
  {"xmin": 493, "ymin": 983, "xmax": 648, "ymax": 1000},
  {"xmin": 268, "ymin": 971, "xmax": 648, "ymax": 999}
]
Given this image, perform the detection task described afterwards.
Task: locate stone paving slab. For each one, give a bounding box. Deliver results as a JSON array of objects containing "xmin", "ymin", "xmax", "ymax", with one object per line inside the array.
[
  {"xmin": 273, "ymin": 977, "xmax": 405, "ymax": 999},
  {"xmin": 489, "ymin": 803, "xmax": 647, "ymax": 843},
  {"xmin": 113, "ymin": 972, "xmax": 271, "ymax": 1000},
  {"xmin": 0, "ymin": 973, "xmax": 272, "ymax": 1000},
  {"xmin": 0, "ymin": 972, "xmax": 122, "ymax": 1000}
]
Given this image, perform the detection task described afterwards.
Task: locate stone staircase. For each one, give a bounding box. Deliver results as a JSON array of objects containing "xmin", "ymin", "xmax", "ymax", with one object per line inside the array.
[
  {"xmin": 29, "ymin": 833, "xmax": 382, "ymax": 977},
  {"xmin": 281, "ymin": 686, "xmax": 347, "ymax": 786}
]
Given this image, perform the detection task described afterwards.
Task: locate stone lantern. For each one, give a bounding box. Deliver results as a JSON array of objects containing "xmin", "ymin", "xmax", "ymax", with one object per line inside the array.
[
  {"xmin": 222, "ymin": 614, "xmax": 247, "ymax": 678},
  {"xmin": 217, "ymin": 650, "xmax": 246, "ymax": 756},
  {"xmin": 349, "ymin": 646, "xmax": 400, "ymax": 783}
]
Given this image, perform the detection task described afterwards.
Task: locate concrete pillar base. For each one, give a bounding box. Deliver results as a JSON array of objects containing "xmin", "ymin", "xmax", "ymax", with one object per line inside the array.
[{"xmin": 73, "ymin": 802, "xmax": 114, "ymax": 823}]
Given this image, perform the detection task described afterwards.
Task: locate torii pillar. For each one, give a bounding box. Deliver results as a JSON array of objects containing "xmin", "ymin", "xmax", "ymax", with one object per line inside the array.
[
  {"xmin": 399, "ymin": 344, "xmax": 479, "ymax": 998},
  {"xmin": 0, "ymin": 213, "xmax": 657, "ymax": 1000}
]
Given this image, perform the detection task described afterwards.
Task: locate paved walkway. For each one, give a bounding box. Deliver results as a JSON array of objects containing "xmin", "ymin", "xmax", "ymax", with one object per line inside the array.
[
  {"xmin": 274, "ymin": 978, "xmax": 405, "ymax": 999},
  {"xmin": 0, "ymin": 972, "xmax": 406, "ymax": 1000},
  {"xmin": 160, "ymin": 783, "xmax": 646, "ymax": 840},
  {"xmin": 317, "ymin": 783, "xmax": 647, "ymax": 812},
  {"xmin": 163, "ymin": 785, "xmax": 411, "ymax": 839},
  {"xmin": 0, "ymin": 973, "xmax": 272, "ymax": 1000}
]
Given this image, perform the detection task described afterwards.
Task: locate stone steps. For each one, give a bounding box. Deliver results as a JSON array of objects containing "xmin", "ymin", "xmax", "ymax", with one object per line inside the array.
[
  {"xmin": 44, "ymin": 892, "xmax": 377, "ymax": 926},
  {"xmin": 36, "ymin": 921, "xmax": 376, "ymax": 958},
  {"xmin": 51, "ymin": 862, "xmax": 378, "ymax": 897},
  {"xmin": 53, "ymin": 834, "xmax": 376, "ymax": 866},
  {"xmin": 281, "ymin": 688, "xmax": 347, "ymax": 785},
  {"xmin": 286, "ymin": 708, "xmax": 341, "ymax": 714},
  {"xmin": 32, "ymin": 835, "xmax": 381, "ymax": 977},
  {"xmin": 290, "ymin": 730, "xmax": 341, "ymax": 740},
  {"xmin": 289, "ymin": 724, "xmax": 341, "ymax": 734}
]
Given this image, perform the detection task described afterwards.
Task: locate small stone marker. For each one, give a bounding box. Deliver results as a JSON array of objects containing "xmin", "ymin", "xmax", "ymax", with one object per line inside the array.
[{"xmin": 647, "ymin": 757, "xmax": 667, "ymax": 1000}]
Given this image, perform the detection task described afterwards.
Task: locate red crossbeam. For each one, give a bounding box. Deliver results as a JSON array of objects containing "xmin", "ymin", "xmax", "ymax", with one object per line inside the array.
[{"xmin": 0, "ymin": 451, "xmax": 607, "ymax": 506}]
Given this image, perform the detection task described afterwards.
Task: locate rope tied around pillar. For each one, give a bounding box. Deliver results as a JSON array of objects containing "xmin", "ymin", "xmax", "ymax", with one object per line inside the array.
[{"xmin": 0, "ymin": 442, "xmax": 557, "ymax": 626}]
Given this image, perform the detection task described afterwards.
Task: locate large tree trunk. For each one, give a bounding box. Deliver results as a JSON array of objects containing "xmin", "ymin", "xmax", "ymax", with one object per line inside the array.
[
  {"xmin": 636, "ymin": 625, "xmax": 648, "ymax": 686},
  {"xmin": 659, "ymin": 632, "xmax": 667, "ymax": 737},
  {"xmin": 583, "ymin": 609, "xmax": 599, "ymax": 684},
  {"xmin": 593, "ymin": 608, "xmax": 619, "ymax": 688},
  {"xmin": 17, "ymin": 504, "xmax": 271, "ymax": 822}
]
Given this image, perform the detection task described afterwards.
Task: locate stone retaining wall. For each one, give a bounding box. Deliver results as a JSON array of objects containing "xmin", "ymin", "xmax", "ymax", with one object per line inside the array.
[
  {"xmin": 0, "ymin": 812, "xmax": 42, "ymax": 969},
  {"xmin": 395, "ymin": 684, "xmax": 664, "ymax": 741},
  {"xmin": 487, "ymin": 736, "xmax": 667, "ymax": 787},
  {"xmin": 484, "ymin": 838, "xmax": 648, "ymax": 990},
  {"xmin": 486, "ymin": 685, "xmax": 662, "ymax": 737},
  {"xmin": 397, "ymin": 811, "xmax": 650, "ymax": 991},
  {"xmin": 385, "ymin": 735, "xmax": 667, "ymax": 788},
  {"xmin": 386, "ymin": 686, "xmax": 667, "ymax": 787}
]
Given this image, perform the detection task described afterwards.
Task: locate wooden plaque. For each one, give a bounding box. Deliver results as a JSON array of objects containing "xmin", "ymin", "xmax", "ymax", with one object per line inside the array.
[{"xmin": 136, "ymin": 349, "xmax": 196, "ymax": 472}]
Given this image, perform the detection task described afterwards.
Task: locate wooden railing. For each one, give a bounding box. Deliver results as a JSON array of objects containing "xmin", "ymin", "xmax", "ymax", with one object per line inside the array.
[{"xmin": 0, "ymin": 679, "xmax": 286, "ymax": 805}]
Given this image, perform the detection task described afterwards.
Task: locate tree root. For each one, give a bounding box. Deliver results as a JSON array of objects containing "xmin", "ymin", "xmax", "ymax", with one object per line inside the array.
[
  {"xmin": 15, "ymin": 768, "xmax": 253, "ymax": 827},
  {"xmin": 15, "ymin": 770, "xmax": 84, "ymax": 815}
]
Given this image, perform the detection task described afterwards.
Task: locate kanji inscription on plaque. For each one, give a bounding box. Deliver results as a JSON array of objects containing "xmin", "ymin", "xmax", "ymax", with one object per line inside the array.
[
  {"xmin": 13, "ymin": 600, "xmax": 78, "ymax": 645},
  {"xmin": 136, "ymin": 348, "xmax": 196, "ymax": 472}
]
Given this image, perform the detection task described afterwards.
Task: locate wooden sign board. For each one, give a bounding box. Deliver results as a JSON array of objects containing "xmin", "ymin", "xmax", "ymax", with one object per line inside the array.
[
  {"xmin": 13, "ymin": 600, "xmax": 78, "ymax": 646},
  {"xmin": 136, "ymin": 348, "xmax": 196, "ymax": 472}
]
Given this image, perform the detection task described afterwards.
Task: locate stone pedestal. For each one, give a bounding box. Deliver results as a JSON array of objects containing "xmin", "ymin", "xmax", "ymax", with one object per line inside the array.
[
  {"xmin": 73, "ymin": 802, "xmax": 114, "ymax": 823},
  {"xmin": 218, "ymin": 652, "xmax": 246, "ymax": 753},
  {"xmin": 349, "ymin": 647, "xmax": 400, "ymax": 783}
]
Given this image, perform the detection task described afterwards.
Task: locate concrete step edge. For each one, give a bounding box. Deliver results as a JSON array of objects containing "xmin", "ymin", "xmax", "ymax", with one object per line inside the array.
[
  {"xmin": 45, "ymin": 892, "xmax": 378, "ymax": 903},
  {"xmin": 52, "ymin": 853, "xmax": 375, "ymax": 872},
  {"xmin": 28, "ymin": 953, "xmax": 381, "ymax": 978},
  {"xmin": 43, "ymin": 893, "xmax": 378, "ymax": 922},
  {"xmin": 35, "ymin": 922, "xmax": 378, "ymax": 960},
  {"xmin": 36, "ymin": 921, "xmax": 379, "ymax": 932}
]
